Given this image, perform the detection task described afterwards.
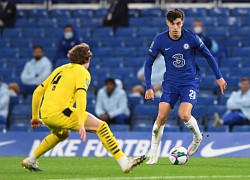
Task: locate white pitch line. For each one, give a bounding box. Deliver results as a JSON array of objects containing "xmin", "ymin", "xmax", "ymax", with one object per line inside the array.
[{"xmin": 47, "ymin": 175, "xmax": 250, "ymax": 180}]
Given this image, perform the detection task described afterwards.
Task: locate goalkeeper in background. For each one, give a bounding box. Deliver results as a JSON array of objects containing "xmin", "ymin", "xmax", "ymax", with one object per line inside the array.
[{"xmin": 21, "ymin": 43, "xmax": 145, "ymax": 173}]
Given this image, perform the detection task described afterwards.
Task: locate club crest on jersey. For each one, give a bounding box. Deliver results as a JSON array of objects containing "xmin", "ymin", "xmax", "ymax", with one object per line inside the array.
[
  {"xmin": 183, "ymin": 43, "xmax": 189, "ymax": 50},
  {"xmin": 172, "ymin": 53, "xmax": 185, "ymax": 68}
]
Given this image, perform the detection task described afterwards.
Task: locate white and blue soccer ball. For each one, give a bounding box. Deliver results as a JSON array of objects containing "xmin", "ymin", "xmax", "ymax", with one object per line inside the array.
[{"xmin": 169, "ymin": 146, "xmax": 189, "ymax": 165}]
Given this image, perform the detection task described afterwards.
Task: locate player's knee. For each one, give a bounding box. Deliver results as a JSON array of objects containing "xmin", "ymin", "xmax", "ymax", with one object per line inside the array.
[
  {"xmin": 178, "ymin": 110, "xmax": 191, "ymax": 121},
  {"xmin": 156, "ymin": 113, "xmax": 167, "ymax": 125},
  {"xmin": 56, "ymin": 130, "xmax": 70, "ymax": 140}
]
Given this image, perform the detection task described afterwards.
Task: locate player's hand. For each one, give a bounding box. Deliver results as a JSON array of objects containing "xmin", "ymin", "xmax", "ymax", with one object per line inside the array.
[
  {"xmin": 30, "ymin": 118, "xmax": 44, "ymax": 128},
  {"xmin": 145, "ymin": 89, "xmax": 154, "ymax": 100},
  {"xmin": 78, "ymin": 125, "xmax": 86, "ymax": 142},
  {"xmin": 216, "ymin": 78, "xmax": 227, "ymax": 94}
]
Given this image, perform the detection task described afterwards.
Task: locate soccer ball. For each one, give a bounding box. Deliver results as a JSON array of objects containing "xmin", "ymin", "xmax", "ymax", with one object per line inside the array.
[{"xmin": 169, "ymin": 146, "xmax": 189, "ymax": 165}]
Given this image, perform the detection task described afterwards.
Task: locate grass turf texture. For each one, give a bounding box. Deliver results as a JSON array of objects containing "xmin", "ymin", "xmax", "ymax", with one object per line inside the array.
[{"xmin": 0, "ymin": 157, "xmax": 249, "ymax": 180}]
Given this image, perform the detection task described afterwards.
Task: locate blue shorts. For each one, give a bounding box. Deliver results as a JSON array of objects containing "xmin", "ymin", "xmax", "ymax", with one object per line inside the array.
[{"xmin": 160, "ymin": 81, "xmax": 200, "ymax": 108}]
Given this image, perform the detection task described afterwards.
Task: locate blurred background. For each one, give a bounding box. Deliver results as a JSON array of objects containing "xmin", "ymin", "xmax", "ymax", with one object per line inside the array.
[{"xmin": 0, "ymin": 0, "xmax": 250, "ymax": 135}]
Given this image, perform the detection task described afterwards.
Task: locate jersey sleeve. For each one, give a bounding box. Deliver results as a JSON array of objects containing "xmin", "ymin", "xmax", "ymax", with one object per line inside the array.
[
  {"xmin": 32, "ymin": 72, "xmax": 52, "ymax": 119},
  {"xmin": 75, "ymin": 69, "xmax": 91, "ymax": 125},
  {"xmin": 144, "ymin": 36, "xmax": 160, "ymax": 90},
  {"xmin": 193, "ymin": 33, "xmax": 223, "ymax": 79}
]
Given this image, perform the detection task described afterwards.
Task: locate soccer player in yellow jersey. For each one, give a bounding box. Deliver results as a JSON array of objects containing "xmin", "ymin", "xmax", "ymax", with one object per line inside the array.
[{"xmin": 21, "ymin": 43, "xmax": 145, "ymax": 173}]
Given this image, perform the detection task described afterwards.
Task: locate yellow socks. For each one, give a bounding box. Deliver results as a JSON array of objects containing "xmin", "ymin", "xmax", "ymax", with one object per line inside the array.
[
  {"xmin": 34, "ymin": 133, "xmax": 62, "ymax": 158},
  {"xmin": 96, "ymin": 122, "xmax": 125, "ymax": 160}
]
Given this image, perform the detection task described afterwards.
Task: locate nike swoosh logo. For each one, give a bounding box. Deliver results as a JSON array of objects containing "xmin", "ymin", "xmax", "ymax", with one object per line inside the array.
[
  {"xmin": 201, "ymin": 141, "xmax": 250, "ymax": 157},
  {"xmin": 0, "ymin": 140, "xmax": 16, "ymax": 147},
  {"xmin": 165, "ymin": 48, "xmax": 171, "ymax": 51}
]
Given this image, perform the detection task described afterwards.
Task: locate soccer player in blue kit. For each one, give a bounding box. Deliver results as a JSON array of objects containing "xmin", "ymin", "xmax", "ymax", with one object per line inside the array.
[{"xmin": 145, "ymin": 8, "xmax": 227, "ymax": 164}]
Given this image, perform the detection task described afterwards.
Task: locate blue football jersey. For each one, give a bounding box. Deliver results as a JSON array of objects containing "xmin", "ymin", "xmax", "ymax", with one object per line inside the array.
[{"xmin": 144, "ymin": 29, "xmax": 222, "ymax": 90}]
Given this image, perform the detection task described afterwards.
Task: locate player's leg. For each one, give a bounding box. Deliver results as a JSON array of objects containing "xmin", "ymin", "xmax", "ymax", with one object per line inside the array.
[
  {"xmin": 179, "ymin": 85, "xmax": 202, "ymax": 156},
  {"xmin": 84, "ymin": 113, "xmax": 145, "ymax": 173},
  {"xmin": 146, "ymin": 102, "xmax": 171, "ymax": 164},
  {"xmin": 22, "ymin": 130, "xmax": 70, "ymax": 171}
]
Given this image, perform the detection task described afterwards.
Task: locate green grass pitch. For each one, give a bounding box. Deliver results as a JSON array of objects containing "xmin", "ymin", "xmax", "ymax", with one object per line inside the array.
[{"xmin": 0, "ymin": 157, "xmax": 249, "ymax": 180}]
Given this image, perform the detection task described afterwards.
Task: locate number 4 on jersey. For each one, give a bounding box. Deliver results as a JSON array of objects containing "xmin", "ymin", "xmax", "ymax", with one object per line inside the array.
[{"xmin": 51, "ymin": 71, "xmax": 62, "ymax": 91}]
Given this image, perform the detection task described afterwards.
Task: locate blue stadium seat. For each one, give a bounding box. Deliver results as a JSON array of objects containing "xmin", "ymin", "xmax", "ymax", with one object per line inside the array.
[
  {"xmin": 198, "ymin": 17, "xmax": 217, "ymax": 27},
  {"xmin": 140, "ymin": 8, "xmax": 162, "ymax": 17},
  {"xmin": 219, "ymin": 96, "xmax": 229, "ymax": 105},
  {"xmin": 241, "ymin": 17, "xmax": 250, "ymax": 26},
  {"xmin": 0, "ymin": 38, "xmax": 9, "ymax": 48},
  {"xmin": 112, "ymin": 68, "xmax": 134, "ymax": 78},
  {"xmin": 137, "ymin": 47, "xmax": 147, "ymax": 57},
  {"xmin": 231, "ymin": 68, "xmax": 250, "ymax": 77},
  {"xmin": 33, "ymin": 39, "xmax": 55, "ymax": 48},
  {"xmin": 9, "ymin": 124, "xmax": 29, "ymax": 132},
  {"xmin": 129, "ymin": 9, "xmax": 140, "ymax": 18},
  {"xmin": 82, "ymin": 18, "xmax": 102, "ymax": 27},
  {"xmin": 232, "ymin": 125, "xmax": 250, "ymax": 132},
  {"xmin": 186, "ymin": 8, "xmax": 207, "ymax": 17},
  {"xmin": 192, "ymin": 106, "xmax": 206, "ymax": 118},
  {"xmin": 44, "ymin": 28, "xmax": 61, "ymax": 38},
  {"xmin": 89, "ymin": 68, "xmax": 111, "ymax": 77},
  {"xmin": 102, "ymin": 38, "xmax": 124, "ymax": 47},
  {"xmin": 84, "ymin": 38, "xmax": 102, "ymax": 48},
  {"xmin": 128, "ymin": 96, "xmax": 143, "ymax": 108},
  {"xmin": 87, "ymin": 94, "xmax": 96, "ymax": 105},
  {"xmin": 55, "ymin": 58, "xmax": 69, "ymax": 67},
  {"xmin": 220, "ymin": 58, "xmax": 241, "ymax": 68},
  {"xmin": 109, "ymin": 124, "xmax": 130, "ymax": 132},
  {"xmin": 0, "ymin": 48, "xmax": 19, "ymax": 59},
  {"xmin": 100, "ymin": 58, "xmax": 123, "ymax": 68},
  {"xmin": 209, "ymin": 8, "xmax": 230, "ymax": 17},
  {"xmin": 145, "ymin": 98, "xmax": 160, "ymax": 106},
  {"xmin": 132, "ymin": 124, "xmax": 152, "ymax": 132},
  {"xmin": 16, "ymin": 9, "xmax": 28, "ymax": 18},
  {"xmin": 206, "ymin": 27, "xmax": 229, "ymax": 37},
  {"xmin": 92, "ymin": 47, "xmax": 113, "ymax": 57},
  {"xmin": 95, "ymin": 9, "xmax": 108, "ymax": 18},
  {"xmin": 29, "ymin": 9, "xmax": 48, "ymax": 18},
  {"xmin": 0, "ymin": 68, "xmax": 13, "ymax": 79},
  {"xmin": 231, "ymin": 48, "xmax": 250, "ymax": 57},
  {"xmin": 50, "ymin": 10, "xmax": 71, "ymax": 18},
  {"xmin": 133, "ymin": 105, "xmax": 158, "ymax": 120},
  {"xmin": 150, "ymin": 17, "xmax": 165, "ymax": 27},
  {"xmin": 22, "ymin": 28, "xmax": 44, "ymax": 38},
  {"xmin": 217, "ymin": 17, "xmax": 241, "ymax": 27},
  {"xmin": 116, "ymin": 27, "xmax": 136, "ymax": 37},
  {"xmin": 123, "ymin": 57, "xmax": 145, "ymax": 68},
  {"xmin": 92, "ymin": 28, "xmax": 114, "ymax": 37},
  {"xmin": 130, "ymin": 17, "xmax": 149, "ymax": 27},
  {"xmin": 0, "ymin": 124, "xmax": 6, "ymax": 132},
  {"xmin": 206, "ymin": 105, "xmax": 227, "ymax": 117},
  {"xmin": 86, "ymin": 104, "xmax": 95, "ymax": 115},
  {"xmin": 230, "ymin": 28, "xmax": 250, "ymax": 37},
  {"xmin": 73, "ymin": 9, "xmax": 94, "ymax": 18},
  {"xmin": 164, "ymin": 125, "xmax": 180, "ymax": 132},
  {"xmin": 124, "ymin": 38, "xmax": 145, "ymax": 47},
  {"xmin": 231, "ymin": 8, "xmax": 250, "ymax": 17},
  {"xmin": 57, "ymin": 18, "xmax": 80, "ymax": 28},
  {"xmin": 9, "ymin": 39, "xmax": 32, "ymax": 48},
  {"xmin": 3, "ymin": 28, "xmax": 22, "ymax": 38},
  {"xmin": 241, "ymin": 38, "xmax": 250, "ymax": 47},
  {"xmin": 136, "ymin": 28, "xmax": 160, "ymax": 37},
  {"xmin": 37, "ymin": 19, "xmax": 57, "ymax": 28},
  {"xmin": 241, "ymin": 59, "xmax": 250, "ymax": 68},
  {"xmin": 15, "ymin": 19, "xmax": 35, "ymax": 28},
  {"xmin": 123, "ymin": 77, "xmax": 141, "ymax": 89},
  {"xmin": 113, "ymin": 48, "xmax": 136, "ymax": 57},
  {"xmin": 206, "ymin": 126, "xmax": 229, "ymax": 132},
  {"xmin": 10, "ymin": 104, "xmax": 32, "ymax": 120},
  {"xmin": 225, "ymin": 76, "xmax": 240, "ymax": 89},
  {"xmin": 200, "ymin": 76, "xmax": 216, "ymax": 89}
]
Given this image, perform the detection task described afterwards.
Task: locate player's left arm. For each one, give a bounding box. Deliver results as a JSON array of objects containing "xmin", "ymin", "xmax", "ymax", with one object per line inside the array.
[
  {"xmin": 195, "ymin": 35, "xmax": 227, "ymax": 94},
  {"xmin": 31, "ymin": 73, "xmax": 52, "ymax": 128},
  {"xmin": 75, "ymin": 70, "xmax": 91, "ymax": 126}
]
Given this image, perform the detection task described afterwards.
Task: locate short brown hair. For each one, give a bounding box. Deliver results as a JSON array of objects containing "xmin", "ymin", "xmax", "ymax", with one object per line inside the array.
[
  {"xmin": 68, "ymin": 43, "xmax": 92, "ymax": 65},
  {"xmin": 240, "ymin": 76, "xmax": 250, "ymax": 82},
  {"xmin": 166, "ymin": 8, "xmax": 184, "ymax": 23}
]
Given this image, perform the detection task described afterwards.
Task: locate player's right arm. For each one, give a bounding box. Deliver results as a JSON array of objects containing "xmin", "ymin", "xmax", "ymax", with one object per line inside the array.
[
  {"xmin": 144, "ymin": 36, "xmax": 159, "ymax": 100},
  {"xmin": 31, "ymin": 72, "xmax": 52, "ymax": 128}
]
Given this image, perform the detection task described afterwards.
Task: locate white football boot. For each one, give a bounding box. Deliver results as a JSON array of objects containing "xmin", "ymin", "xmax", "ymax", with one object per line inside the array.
[
  {"xmin": 21, "ymin": 157, "xmax": 42, "ymax": 172},
  {"xmin": 146, "ymin": 156, "xmax": 158, "ymax": 165},
  {"xmin": 188, "ymin": 135, "xmax": 203, "ymax": 156},
  {"xmin": 122, "ymin": 155, "xmax": 146, "ymax": 173}
]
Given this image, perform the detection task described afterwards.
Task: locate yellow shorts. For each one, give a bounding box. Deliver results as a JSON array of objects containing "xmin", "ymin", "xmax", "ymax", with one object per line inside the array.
[{"xmin": 42, "ymin": 107, "xmax": 89, "ymax": 135}]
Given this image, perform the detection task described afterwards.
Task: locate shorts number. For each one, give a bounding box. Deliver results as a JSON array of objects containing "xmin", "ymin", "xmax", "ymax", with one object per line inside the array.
[
  {"xmin": 189, "ymin": 90, "xmax": 196, "ymax": 100},
  {"xmin": 51, "ymin": 71, "xmax": 62, "ymax": 91}
]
